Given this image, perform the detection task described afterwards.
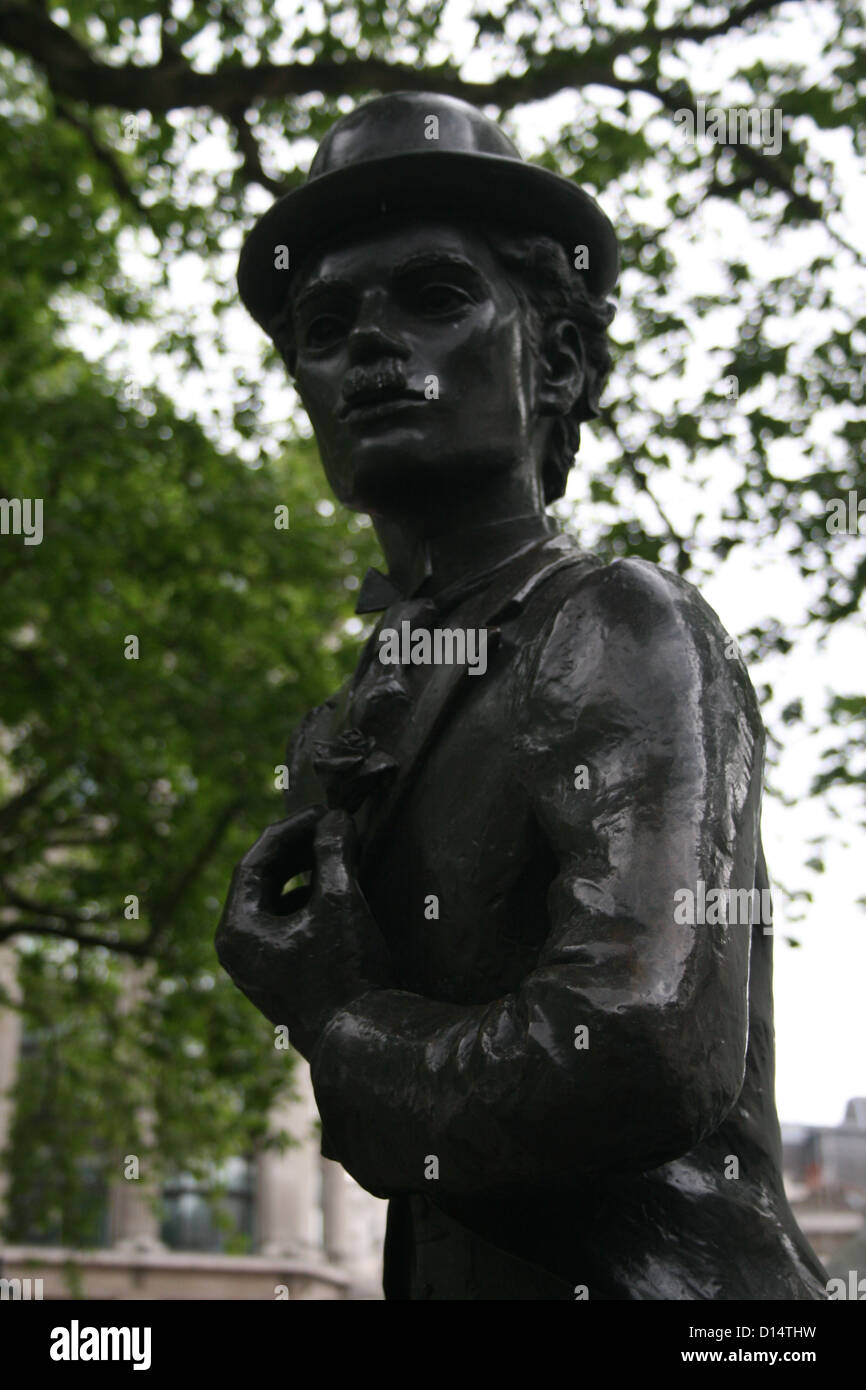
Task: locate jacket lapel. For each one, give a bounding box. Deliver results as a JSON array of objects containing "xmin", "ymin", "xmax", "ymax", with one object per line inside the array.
[{"xmin": 353, "ymin": 538, "xmax": 593, "ymax": 871}]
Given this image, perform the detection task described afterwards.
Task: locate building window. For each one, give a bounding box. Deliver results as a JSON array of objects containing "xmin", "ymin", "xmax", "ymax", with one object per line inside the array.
[{"xmin": 160, "ymin": 1157, "xmax": 255, "ymax": 1253}]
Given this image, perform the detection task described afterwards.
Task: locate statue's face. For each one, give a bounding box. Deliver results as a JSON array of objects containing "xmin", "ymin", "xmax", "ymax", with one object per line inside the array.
[{"xmin": 291, "ymin": 218, "xmax": 544, "ymax": 513}]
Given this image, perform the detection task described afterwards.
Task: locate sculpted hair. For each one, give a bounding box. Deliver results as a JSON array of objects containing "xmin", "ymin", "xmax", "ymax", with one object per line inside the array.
[
  {"xmin": 271, "ymin": 222, "xmax": 616, "ymax": 505},
  {"xmin": 480, "ymin": 229, "xmax": 616, "ymax": 504}
]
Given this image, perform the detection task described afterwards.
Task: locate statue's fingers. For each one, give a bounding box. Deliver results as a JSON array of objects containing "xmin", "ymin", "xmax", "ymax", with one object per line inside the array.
[
  {"xmin": 312, "ymin": 809, "xmax": 357, "ymax": 900},
  {"xmin": 238, "ymin": 804, "xmax": 326, "ymax": 874},
  {"xmin": 216, "ymin": 872, "xmax": 311, "ymax": 982}
]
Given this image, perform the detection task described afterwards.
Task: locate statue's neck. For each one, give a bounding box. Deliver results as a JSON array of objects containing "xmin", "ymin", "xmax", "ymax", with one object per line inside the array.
[
  {"xmin": 373, "ymin": 509, "xmax": 556, "ymax": 598},
  {"xmin": 369, "ymin": 464, "xmax": 556, "ymax": 594}
]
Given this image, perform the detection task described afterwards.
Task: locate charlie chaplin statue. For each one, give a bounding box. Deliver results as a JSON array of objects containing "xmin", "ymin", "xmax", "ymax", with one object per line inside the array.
[{"xmin": 216, "ymin": 92, "xmax": 827, "ymax": 1300}]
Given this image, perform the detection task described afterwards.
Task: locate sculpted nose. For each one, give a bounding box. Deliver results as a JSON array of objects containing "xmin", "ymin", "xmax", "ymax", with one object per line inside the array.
[{"xmin": 347, "ymin": 292, "xmax": 409, "ymax": 366}]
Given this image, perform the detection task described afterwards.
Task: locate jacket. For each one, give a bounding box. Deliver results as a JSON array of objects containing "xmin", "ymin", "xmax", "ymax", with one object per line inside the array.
[{"xmin": 283, "ymin": 528, "xmax": 827, "ymax": 1300}]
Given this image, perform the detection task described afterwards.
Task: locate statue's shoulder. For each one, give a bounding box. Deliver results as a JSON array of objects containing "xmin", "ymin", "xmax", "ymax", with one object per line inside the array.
[
  {"xmin": 525, "ymin": 549, "xmax": 762, "ymax": 730},
  {"xmin": 535, "ymin": 549, "xmax": 732, "ymax": 649}
]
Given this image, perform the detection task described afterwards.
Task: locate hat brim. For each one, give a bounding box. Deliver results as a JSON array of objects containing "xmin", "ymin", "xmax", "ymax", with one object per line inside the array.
[{"xmin": 237, "ymin": 150, "xmax": 618, "ymax": 334}]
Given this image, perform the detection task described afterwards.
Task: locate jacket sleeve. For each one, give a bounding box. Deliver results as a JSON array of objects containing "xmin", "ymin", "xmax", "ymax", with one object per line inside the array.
[{"xmin": 308, "ymin": 558, "xmax": 763, "ymax": 1198}]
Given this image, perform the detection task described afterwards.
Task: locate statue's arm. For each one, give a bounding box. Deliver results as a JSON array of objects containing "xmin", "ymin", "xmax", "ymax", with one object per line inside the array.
[{"xmin": 308, "ymin": 559, "xmax": 763, "ymax": 1198}]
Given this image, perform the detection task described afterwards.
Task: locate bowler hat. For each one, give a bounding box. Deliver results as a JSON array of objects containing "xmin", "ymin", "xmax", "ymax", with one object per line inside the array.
[{"xmin": 237, "ymin": 91, "xmax": 618, "ymax": 337}]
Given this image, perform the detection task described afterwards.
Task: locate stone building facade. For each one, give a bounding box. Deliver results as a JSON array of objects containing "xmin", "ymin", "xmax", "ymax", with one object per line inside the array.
[{"xmin": 782, "ymin": 1098, "xmax": 866, "ymax": 1273}]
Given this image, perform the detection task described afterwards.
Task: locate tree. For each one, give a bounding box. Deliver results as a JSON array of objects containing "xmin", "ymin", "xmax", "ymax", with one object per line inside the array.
[
  {"xmin": 0, "ymin": 123, "xmax": 379, "ymax": 1237},
  {"xmin": 1, "ymin": 0, "xmax": 863, "ymax": 1239}
]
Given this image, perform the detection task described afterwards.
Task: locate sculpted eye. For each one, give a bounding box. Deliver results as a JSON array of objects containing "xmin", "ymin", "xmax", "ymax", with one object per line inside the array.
[
  {"xmin": 412, "ymin": 281, "xmax": 473, "ymax": 316},
  {"xmin": 303, "ymin": 313, "xmax": 350, "ymax": 350}
]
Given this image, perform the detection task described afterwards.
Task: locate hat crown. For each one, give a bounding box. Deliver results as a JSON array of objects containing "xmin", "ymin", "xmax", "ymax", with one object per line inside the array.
[
  {"xmin": 309, "ymin": 91, "xmax": 522, "ymax": 180},
  {"xmin": 237, "ymin": 90, "xmax": 619, "ymax": 329}
]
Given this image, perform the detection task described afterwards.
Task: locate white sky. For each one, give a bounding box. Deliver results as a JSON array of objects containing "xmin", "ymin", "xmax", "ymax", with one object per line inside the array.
[{"xmin": 59, "ymin": 0, "xmax": 865, "ymax": 1128}]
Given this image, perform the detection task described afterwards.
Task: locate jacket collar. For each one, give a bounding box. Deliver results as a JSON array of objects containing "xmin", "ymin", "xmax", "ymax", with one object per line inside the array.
[{"xmin": 355, "ymin": 513, "xmax": 559, "ymax": 615}]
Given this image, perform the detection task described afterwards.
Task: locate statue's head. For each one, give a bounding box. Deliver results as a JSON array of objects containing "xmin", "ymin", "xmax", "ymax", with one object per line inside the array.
[{"xmin": 238, "ymin": 93, "xmax": 618, "ymax": 515}]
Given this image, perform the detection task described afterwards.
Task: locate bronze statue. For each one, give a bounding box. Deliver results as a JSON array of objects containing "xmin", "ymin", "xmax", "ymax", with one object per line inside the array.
[{"xmin": 216, "ymin": 92, "xmax": 828, "ymax": 1300}]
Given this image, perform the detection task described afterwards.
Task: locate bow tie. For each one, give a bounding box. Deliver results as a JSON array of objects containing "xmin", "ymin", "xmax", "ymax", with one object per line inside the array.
[{"xmin": 355, "ymin": 567, "xmax": 413, "ymax": 614}]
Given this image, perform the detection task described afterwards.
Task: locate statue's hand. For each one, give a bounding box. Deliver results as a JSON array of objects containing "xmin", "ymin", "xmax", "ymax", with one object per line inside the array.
[{"xmin": 215, "ymin": 806, "xmax": 393, "ymax": 1058}]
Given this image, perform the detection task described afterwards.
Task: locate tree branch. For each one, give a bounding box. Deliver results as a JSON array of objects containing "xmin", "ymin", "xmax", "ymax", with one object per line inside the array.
[
  {"xmin": 146, "ymin": 797, "xmax": 242, "ymax": 945},
  {"xmin": 225, "ymin": 106, "xmax": 285, "ymax": 196},
  {"xmin": 0, "ymin": 796, "xmax": 239, "ymax": 957},
  {"xmin": 606, "ymin": 0, "xmax": 805, "ymax": 55},
  {"xmin": 54, "ymin": 98, "xmax": 147, "ymax": 217},
  {"xmin": 0, "ymin": 0, "xmax": 805, "ymax": 116},
  {"xmin": 0, "ymin": 880, "xmax": 110, "ymax": 926},
  {"xmin": 43, "ymin": 832, "xmax": 116, "ymax": 848},
  {"xmin": 606, "ymin": 418, "xmax": 690, "ymax": 567},
  {"xmin": 0, "ymin": 919, "xmax": 153, "ymax": 957}
]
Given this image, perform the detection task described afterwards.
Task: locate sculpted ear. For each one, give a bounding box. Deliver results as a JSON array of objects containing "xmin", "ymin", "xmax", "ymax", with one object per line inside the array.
[{"xmin": 536, "ymin": 318, "xmax": 585, "ymax": 418}]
